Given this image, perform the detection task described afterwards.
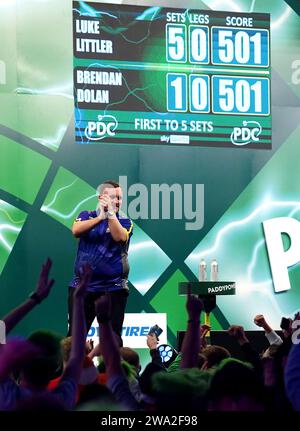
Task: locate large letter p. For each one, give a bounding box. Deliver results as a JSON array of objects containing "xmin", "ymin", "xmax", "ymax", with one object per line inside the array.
[{"xmin": 263, "ymin": 217, "xmax": 300, "ymax": 292}]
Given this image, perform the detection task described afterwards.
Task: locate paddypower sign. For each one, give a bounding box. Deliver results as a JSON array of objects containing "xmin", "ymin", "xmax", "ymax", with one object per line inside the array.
[{"xmin": 179, "ymin": 281, "xmax": 236, "ymax": 295}]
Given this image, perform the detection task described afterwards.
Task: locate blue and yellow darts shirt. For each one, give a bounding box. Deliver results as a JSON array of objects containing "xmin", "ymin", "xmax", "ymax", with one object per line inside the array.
[{"xmin": 69, "ymin": 210, "xmax": 133, "ymax": 293}]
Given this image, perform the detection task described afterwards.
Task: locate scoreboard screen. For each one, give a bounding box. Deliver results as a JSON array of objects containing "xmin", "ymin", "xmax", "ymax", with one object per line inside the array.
[{"xmin": 73, "ymin": 2, "xmax": 271, "ymax": 149}]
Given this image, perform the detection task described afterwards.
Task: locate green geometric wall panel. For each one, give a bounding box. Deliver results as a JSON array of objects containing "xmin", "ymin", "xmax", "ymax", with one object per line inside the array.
[
  {"xmin": 0, "ymin": 135, "xmax": 51, "ymax": 204},
  {"xmin": 41, "ymin": 166, "xmax": 96, "ymax": 228},
  {"xmin": 17, "ymin": 95, "xmax": 72, "ymax": 151},
  {"xmin": 0, "ymin": 0, "xmax": 73, "ymax": 151},
  {"xmin": 0, "ymin": 200, "xmax": 27, "ymax": 275},
  {"xmin": 128, "ymin": 225, "xmax": 171, "ymax": 295}
]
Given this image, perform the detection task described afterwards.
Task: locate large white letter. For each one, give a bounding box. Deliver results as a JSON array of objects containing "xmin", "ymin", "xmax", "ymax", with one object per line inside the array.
[
  {"xmin": 128, "ymin": 183, "xmax": 148, "ymax": 219},
  {"xmin": 263, "ymin": 217, "xmax": 300, "ymax": 292}
]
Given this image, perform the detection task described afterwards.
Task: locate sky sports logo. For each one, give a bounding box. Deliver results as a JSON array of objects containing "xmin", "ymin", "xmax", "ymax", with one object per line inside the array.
[{"xmin": 0, "ymin": 320, "xmax": 5, "ymax": 344}]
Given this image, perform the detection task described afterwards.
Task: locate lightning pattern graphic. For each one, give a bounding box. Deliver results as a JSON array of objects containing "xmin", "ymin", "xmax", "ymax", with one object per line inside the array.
[
  {"xmin": 74, "ymin": 4, "xmax": 162, "ymax": 44},
  {"xmin": 0, "ymin": 201, "xmax": 27, "ymax": 275},
  {"xmin": 185, "ymin": 196, "xmax": 300, "ymax": 328},
  {"xmin": 73, "ymin": 58, "xmax": 164, "ymax": 144}
]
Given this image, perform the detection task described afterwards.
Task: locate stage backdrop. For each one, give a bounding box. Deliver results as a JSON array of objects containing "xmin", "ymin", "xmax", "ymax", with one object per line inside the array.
[{"xmin": 0, "ymin": 0, "xmax": 300, "ymax": 364}]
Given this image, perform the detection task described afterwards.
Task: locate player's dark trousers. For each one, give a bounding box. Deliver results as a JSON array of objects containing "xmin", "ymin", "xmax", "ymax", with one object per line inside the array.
[{"xmin": 67, "ymin": 288, "xmax": 128, "ymax": 346}]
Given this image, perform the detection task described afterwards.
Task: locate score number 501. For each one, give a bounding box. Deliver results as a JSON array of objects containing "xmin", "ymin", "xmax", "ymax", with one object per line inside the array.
[
  {"xmin": 166, "ymin": 25, "xmax": 269, "ymax": 67},
  {"xmin": 167, "ymin": 74, "xmax": 270, "ymax": 115}
]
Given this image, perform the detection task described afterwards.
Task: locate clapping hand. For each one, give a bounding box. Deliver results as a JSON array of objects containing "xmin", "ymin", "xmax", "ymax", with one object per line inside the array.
[{"xmin": 99, "ymin": 193, "xmax": 114, "ymax": 213}]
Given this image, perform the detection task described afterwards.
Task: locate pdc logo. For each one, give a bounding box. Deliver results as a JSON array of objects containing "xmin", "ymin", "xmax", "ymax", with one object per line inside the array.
[
  {"xmin": 85, "ymin": 115, "xmax": 118, "ymax": 141},
  {"xmin": 230, "ymin": 121, "xmax": 262, "ymax": 146}
]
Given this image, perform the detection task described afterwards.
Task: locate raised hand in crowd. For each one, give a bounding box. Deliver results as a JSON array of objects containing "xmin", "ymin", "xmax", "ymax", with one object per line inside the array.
[
  {"xmin": 180, "ymin": 286, "xmax": 204, "ymax": 369},
  {"xmin": 147, "ymin": 334, "xmax": 159, "ymax": 351},
  {"xmin": 34, "ymin": 258, "xmax": 55, "ymax": 302},
  {"xmin": 94, "ymin": 293, "xmax": 117, "ymax": 377},
  {"xmin": 254, "ymin": 314, "xmax": 272, "ymax": 333},
  {"xmin": 95, "ymin": 293, "xmax": 138, "ymax": 410},
  {"xmin": 61, "ymin": 264, "xmax": 92, "ymax": 383},
  {"xmin": 0, "ymin": 263, "xmax": 93, "ymax": 411},
  {"xmin": 254, "ymin": 314, "xmax": 283, "ymax": 348},
  {"xmin": 2, "ymin": 258, "xmax": 55, "ymax": 335}
]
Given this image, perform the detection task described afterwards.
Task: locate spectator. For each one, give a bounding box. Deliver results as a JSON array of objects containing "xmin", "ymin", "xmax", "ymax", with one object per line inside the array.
[
  {"xmin": 200, "ymin": 345, "xmax": 231, "ymax": 370},
  {"xmin": 228, "ymin": 325, "xmax": 263, "ymax": 379},
  {"xmin": 148, "ymin": 286, "xmax": 211, "ymax": 411},
  {"xmin": 254, "ymin": 314, "xmax": 283, "ymax": 358},
  {"xmin": 94, "ymin": 293, "xmax": 139, "ymax": 410},
  {"xmin": 208, "ymin": 358, "xmax": 266, "ymax": 411},
  {"xmin": 0, "ymin": 259, "xmax": 91, "ymax": 410}
]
